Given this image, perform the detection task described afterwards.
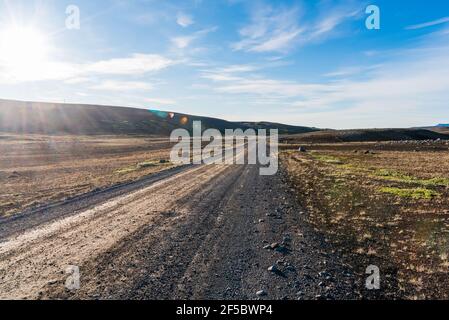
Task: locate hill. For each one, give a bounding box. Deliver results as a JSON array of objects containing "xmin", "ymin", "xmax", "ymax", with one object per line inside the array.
[
  {"xmin": 425, "ymin": 125, "xmax": 449, "ymax": 135},
  {"xmin": 0, "ymin": 99, "xmax": 318, "ymax": 136},
  {"xmin": 283, "ymin": 128, "xmax": 449, "ymax": 144},
  {"xmin": 238, "ymin": 122, "xmax": 319, "ymax": 135}
]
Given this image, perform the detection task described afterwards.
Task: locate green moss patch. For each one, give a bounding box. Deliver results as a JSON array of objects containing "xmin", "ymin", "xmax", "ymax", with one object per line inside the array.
[
  {"xmin": 374, "ymin": 169, "xmax": 449, "ymax": 187},
  {"xmin": 379, "ymin": 187, "xmax": 440, "ymax": 200},
  {"xmin": 311, "ymin": 154, "xmax": 344, "ymax": 165}
]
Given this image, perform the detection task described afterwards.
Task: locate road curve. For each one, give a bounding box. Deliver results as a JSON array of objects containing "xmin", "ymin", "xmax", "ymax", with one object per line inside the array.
[{"xmin": 0, "ymin": 163, "xmax": 357, "ymax": 300}]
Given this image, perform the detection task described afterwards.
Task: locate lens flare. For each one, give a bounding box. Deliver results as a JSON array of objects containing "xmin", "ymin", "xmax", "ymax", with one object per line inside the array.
[{"xmin": 180, "ymin": 116, "xmax": 189, "ymax": 125}]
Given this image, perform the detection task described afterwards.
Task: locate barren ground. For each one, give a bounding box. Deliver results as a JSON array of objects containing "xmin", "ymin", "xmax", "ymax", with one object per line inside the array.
[
  {"xmin": 0, "ymin": 134, "xmax": 174, "ymax": 217},
  {"xmin": 0, "ymin": 135, "xmax": 448, "ymax": 300},
  {"xmin": 0, "ymin": 160, "xmax": 359, "ymax": 300},
  {"xmin": 281, "ymin": 141, "xmax": 449, "ymax": 299}
]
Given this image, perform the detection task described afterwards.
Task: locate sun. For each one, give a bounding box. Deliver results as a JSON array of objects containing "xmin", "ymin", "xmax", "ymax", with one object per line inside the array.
[{"xmin": 0, "ymin": 25, "xmax": 50, "ymax": 80}]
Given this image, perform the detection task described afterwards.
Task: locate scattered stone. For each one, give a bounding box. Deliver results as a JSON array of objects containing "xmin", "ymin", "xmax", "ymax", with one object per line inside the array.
[
  {"xmin": 270, "ymin": 243, "xmax": 280, "ymax": 249},
  {"xmin": 268, "ymin": 265, "xmax": 279, "ymax": 273},
  {"xmin": 256, "ymin": 290, "xmax": 267, "ymax": 297},
  {"xmin": 268, "ymin": 265, "xmax": 286, "ymax": 277}
]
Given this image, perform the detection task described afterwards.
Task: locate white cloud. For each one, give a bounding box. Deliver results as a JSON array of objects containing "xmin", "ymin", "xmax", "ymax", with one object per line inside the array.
[
  {"xmin": 232, "ymin": 5, "xmax": 303, "ymax": 53},
  {"xmin": 306, "ymin": 10, "xmax": 359, "ymax": 42},
  {"xmin": 200, "ymin": 64, "xmax": 258, "ymax": 82},
  {"xmin": 406, "ymin": 16, "xmax": 449, "ymax": 30},
  {"xmin": 0, "ymin": 61, "xmax": 80, "ymax": 83},
  {"xmin": 232, "ymin": 3, "xmax": 360, "ymax": 53},
  {"xmin": 201, "ymin": 73, "xmax": 243, "ymax": 82},
  {"xmin": 145, "ymin": 98, "xmax": 177, "ymax": 105},
  {"xmin": 91, "ymin": 80, "xmax": 153, "ymax": 91},
  {"xmin": 170, "ymin": 27, "xmax": 217, "ymax": 49},
  {"xmin": 86, "ymin": 54, "xmax": 174, "ymax": 75},
  {"xmin": 251, "ymin": 29, "xmax": 302, "ymax": 52},
  {"xmin": 177, "ymin": 12, "xmax": 194, "ymax": 28},
  {"xmin": 216, "ymin": 78, "xmax": 332, "ymax": 98},
  {"xmin": 64, "ymin": 77, "xmax": 91, "ymax": 84},
  {"xmin": 217, "ymin": 64, "xmax": 257, "ymax": 73},
  {"xmin": 0, "ymin": 53, "xmax": 175, "ymax": 84},
  {"xmin": 209, "ymin": 32, "xmax": 449, "ymax": 128},
  {"xmin": 324, "ymin": 64, "xmax": 382, "ymax": 78},
  {"xmin": 171, "ymin": 36, "xmax": 196, "ymax": 49}
]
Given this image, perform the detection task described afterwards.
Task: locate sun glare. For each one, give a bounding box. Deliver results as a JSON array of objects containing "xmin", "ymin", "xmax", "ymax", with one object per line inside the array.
[{"xmin": 0, "ymin": 25, "xmax": 50, "ymax": 81}]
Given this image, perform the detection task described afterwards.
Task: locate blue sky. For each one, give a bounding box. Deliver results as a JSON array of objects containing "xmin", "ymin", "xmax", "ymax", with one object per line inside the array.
[{"xmin": 0, "ymin": 0, "xmax": 448, "ymax": 128}]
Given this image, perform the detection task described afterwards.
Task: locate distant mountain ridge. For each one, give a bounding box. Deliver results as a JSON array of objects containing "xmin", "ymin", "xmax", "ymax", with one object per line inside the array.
[
  {"xmin": 0, "ymin": 99, "xmax": 318, "ymax": 136},
  {"xmin": 283, "ymin": 128, "xmax": 449, "ymax": 143}
]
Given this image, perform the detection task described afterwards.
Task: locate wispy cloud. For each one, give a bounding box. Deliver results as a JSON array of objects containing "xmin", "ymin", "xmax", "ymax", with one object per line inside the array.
[
  {"xmin": 176, "ymin": 12, "xmax": 194, "ymax": 27},
  {"xmin": 200, "ymin": 61, "xmax": 293, "ymax": 83},
  {"xmin": 86, "ymin": 54, "xmax": 174, "ymax": 75},
  {"xmin": 171, "ymin": 27, "xmax": 217, "ymax": 49},
  {"xmin": 171, "ymin": 36, "xmax": 196, "ymax": 49},
  {"xmin": 324, "ymin": 64, "xmax": 382, "ymax": 78},
  {"xmin": 232, "ymin": 5, "xmax": 303, "ymax": 53},
  {"xmin": 200, "ymin": 64, "xmax": 259, "ymax": 82},
  {"xmin": 232, "ymin": 2, "xmax": 360, "ymax": 53},
  {"xmin": 91, "ymin": 80, "xmax": 153, "ymax": 91},
  {"xmin": 145, "ymin": 97, "xmax": 177, "ymax": 105},
  {"xmin": 215, "ymin": 78, "xmax": 332, "ymax": 98},
  {"xmin": 208, "ymin": 31, "xmax": 449, "ymax": 128},
  {"xmin": 0, "ymin": 53, "xmax": 175, "ymax": 84},
  {"xmin": 306, "ymin": 7, "xmax": 359, "ymax": 41},
  {"xmin": 406, "ymin": 16, "xmax": 449, "ymax": 30}
]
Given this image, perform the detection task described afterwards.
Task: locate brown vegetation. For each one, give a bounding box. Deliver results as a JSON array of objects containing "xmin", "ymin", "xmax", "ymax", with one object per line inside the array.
[
  {"xmin": 0, "ymin": 134, "xmax": 174, "ymax": 216},
  {"xmin": 281, "ymin": 142, "xmax": 449, "ymax": 299}
]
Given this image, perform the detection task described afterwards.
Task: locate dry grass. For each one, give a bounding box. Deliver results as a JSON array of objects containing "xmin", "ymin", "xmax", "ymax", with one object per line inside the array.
[
  {"xmin": 0, "ymin": 134, "xmax": 174, "ymax": 217},
  {"xmin": 281, "ymin": 144, "xmax": 449, "ymax": 299}
]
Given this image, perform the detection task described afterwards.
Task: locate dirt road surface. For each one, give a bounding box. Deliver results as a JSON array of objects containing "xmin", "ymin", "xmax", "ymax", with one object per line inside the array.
[{"xmin": 0, "ymin": 162, "xmax": 358, "ymax": 300}]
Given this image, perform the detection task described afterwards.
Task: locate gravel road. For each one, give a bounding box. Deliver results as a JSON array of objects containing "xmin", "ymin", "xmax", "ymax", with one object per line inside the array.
[{"xmin": 0, "ymin": 162, "xmax": 358, "ymax": 300}]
